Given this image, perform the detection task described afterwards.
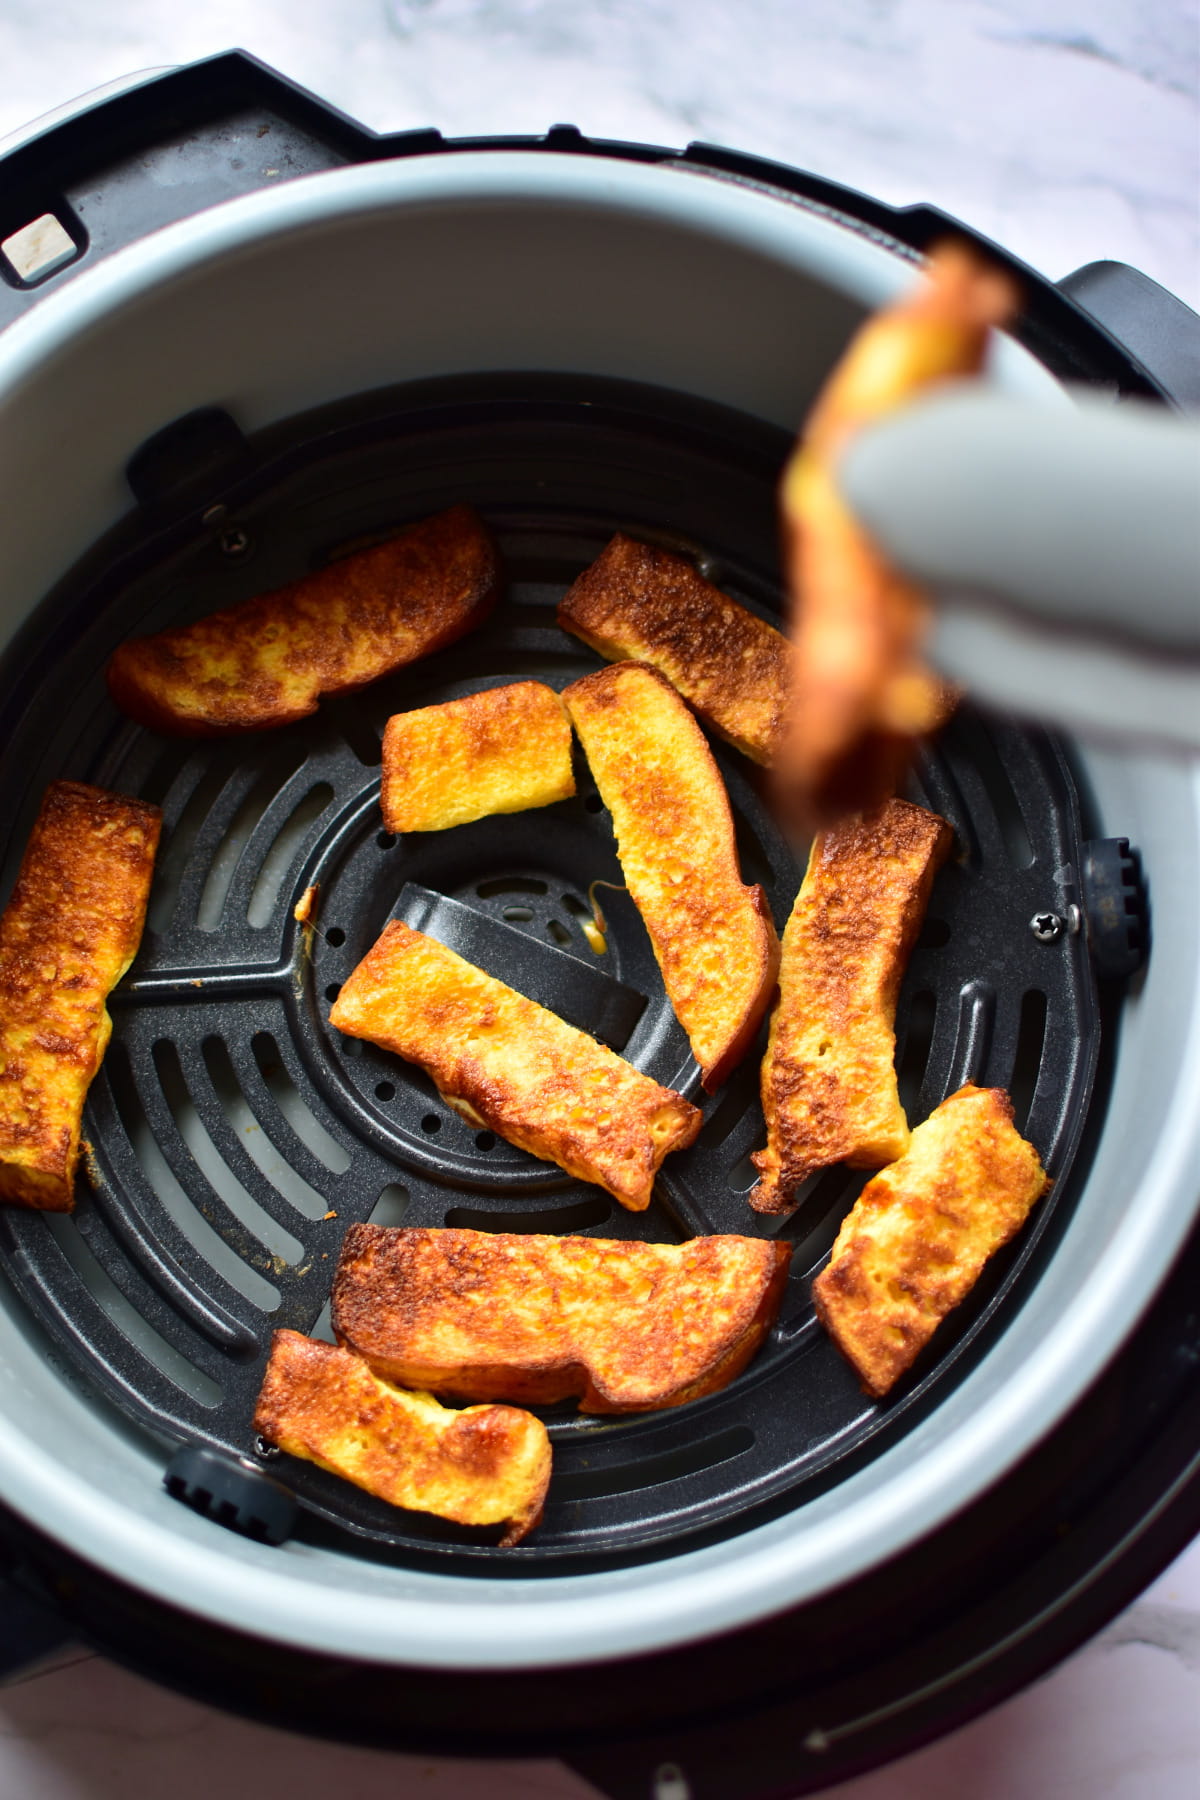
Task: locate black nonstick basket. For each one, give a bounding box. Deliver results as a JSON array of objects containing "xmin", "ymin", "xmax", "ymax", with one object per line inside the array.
[{"xmin": 0, "ymin": 366, "xmax": 1127, "ymax": 1569}]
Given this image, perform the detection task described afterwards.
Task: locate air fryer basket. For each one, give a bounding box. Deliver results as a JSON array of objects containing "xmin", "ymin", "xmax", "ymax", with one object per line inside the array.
[
  {"xmin": 4, "ymin": 65, "xmax": 1200, "ymax": 1794},
  {"xmin": 0, "ymin": 368, "xmax": 1106, "ymax": 1571}
]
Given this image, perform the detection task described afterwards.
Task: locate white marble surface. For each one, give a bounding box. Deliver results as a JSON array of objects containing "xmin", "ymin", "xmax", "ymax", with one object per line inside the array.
[{"xmin": 0, "ymin": 4, "xmax": 1198, "ymax": 1797}]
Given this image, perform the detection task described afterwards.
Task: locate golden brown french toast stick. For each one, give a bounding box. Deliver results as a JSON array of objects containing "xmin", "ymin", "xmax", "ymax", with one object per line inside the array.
[
  {"xmin": 750, "ymin": 797, "xmax": 952, "ymax": 1213},
  {"xmin": 813, "ymin": 1085, "xmax": 1050, "ymax": 1396},
  {"xmin": 380, "ymin": 680, "xmax": 574, "ymax": 832},
  {"xmin": 558, "ymin": 536, "xmax": 792, "ymax": 764},
  {"xmin": 563, "ymin": 662, "xmax": 780, "ymax": 1092},
  {"xmin": 778, "ymin": 242, "xmax": 1017, "ymax": 829},
  {"xmin": 329, "ymin": 921, "xmax": 700, "ymax": 1210},
  {"xmin": 0, "ymin": 781, "xmax": 161, "ymax": 1210},
  {"xmin": 107, "ymin": 505, "xmax": 498, "ymax": 735},
  {"xmin": 254, "ymin": 1330, "xmax": 551, "ymax": 1544},
  {"xmin": 333, "ymin": 1225, "xmax": 792, "ymax": 1413}
]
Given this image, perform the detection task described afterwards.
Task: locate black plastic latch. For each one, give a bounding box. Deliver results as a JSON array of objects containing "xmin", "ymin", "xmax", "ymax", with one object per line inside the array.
[
  {"xmin": 164, "ymin": 1444, "xmax": 297, "ymax": 1545},
  {"xmin": 394, "ymin": 881, "xmax": 647, "ymax": 1052},
  {"xmin": 1080, "ymin": 837, "xmax": 1148, "ymax": 981},
  {"xmin": 126, "ymin": 406, "xmax": 256, "ymax": 511}
]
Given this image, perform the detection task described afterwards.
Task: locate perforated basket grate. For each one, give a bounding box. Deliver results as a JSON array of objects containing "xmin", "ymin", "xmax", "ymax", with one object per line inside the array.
[{"xmin": 0, "ymin": 376, "xmax": 1100, "ymax": 1570}]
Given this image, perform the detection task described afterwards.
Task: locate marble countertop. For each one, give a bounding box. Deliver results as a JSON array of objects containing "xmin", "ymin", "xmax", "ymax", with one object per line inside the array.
[{"xmin": 0, "ymin": 4, "xmax": 1197, "ymax": 1796}]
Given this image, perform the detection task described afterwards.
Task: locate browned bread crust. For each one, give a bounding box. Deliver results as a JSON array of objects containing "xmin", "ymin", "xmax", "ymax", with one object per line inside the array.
[
  {"xmin": 329, "ymin": 921, "xmax": 701, "ymax": 1210},
  {"xmin": 558, "ymin": 535, "xmax": 792, "ymax": 765},
  {"xmin": 380, "ymin": 681, "xmax": 574, "ymax": 833},
  {"xmin": 332, "ymin": 1225, "xmax": 792, "ymax": 1413},
  {"xmin": 563, "ymin": 662, "xmax": 781, "ymax": 1092},
  {"xmin": 107, "ymin": 505, "xmax": 498, "ymax": 736},
  {"xmin": 253, "ymin": 1330, "xmax": 551, "ymax": 1544},
  {"xmin": 750, "ymin": 798, "xmax": 952, "ymax": 1213},
  {"xmin": 812, "ymin": 1085, "xmax": 1051, "ymax": 1395},
  {"xmin": 0, "ymin": 781, "xmax": 160, "ymax": 1211}
]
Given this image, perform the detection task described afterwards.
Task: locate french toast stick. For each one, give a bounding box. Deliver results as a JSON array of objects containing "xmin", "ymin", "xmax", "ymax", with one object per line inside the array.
[
  {"xmin": 329, "ymin": 921, "xmax": 701, "ymax": 1210},
  {"xmin": 813, "ymin": 1085, "xmax": 1051, "ymax": 1396},
  {"xmin": 778, "ymin": 242, "xmax": 1017, "ymax": 829},
  {"xmin": 563, "ymin": 662, "xmax": 781, "ymax": 1092},
  {"xmin": 254, "ymin": 1330, "xmax": 551, "ymax": 1544},
  {"xmin": 381, "ymin": 680, "xmax": 574, "ymax": 833},
  {"xmin": 0, "ymin": 781, "xmax": 160, "ymax": 1211},
  {"xmin": 558, "ymin": 536, "xmax": 792, "ymax": 765},
  {"xmin": 750, "ymin": 797, "xmax": 952, "ymax": 1214},
  {"xmin": 107, "ymin": 505, "xmax": 498, "ymax": 735},
  {"xmin": 333, "ymin": 1225, "xmax": 792, "ymax": 1413}
]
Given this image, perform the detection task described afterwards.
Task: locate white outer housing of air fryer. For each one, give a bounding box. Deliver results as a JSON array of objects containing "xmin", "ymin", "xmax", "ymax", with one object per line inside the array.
[{"xmin": 0, "ymin": 145, "xmax": 1197, "ymax": 1671}]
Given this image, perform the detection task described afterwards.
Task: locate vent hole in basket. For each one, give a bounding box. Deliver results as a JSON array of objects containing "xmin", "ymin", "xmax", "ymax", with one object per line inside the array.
[
  {"xmin": 502, "ymin": 905, "xmax": 533, "ymax": 922},
  {"xmin": 956, "ymin": 715, "xmax": 1036, "ymax": 869},
  {"xmin": 444, "ymin": 1196, "xmax": 611, "ymax": 1234},
  {"xmin": 1010, "ymin": 989, "xmax": 1048, "ymax": 1133},
  {"xmin": 196, "ymin": 751, "xmax": 308, "ymax": 932},
  {"xmin": 698, "ymin": 1058, "xmax": 761, "ymax": 1148},
  {"xmin": 323, "ymin": 697, "xmax": 382, "ymax": 767},
  {"xmin": 107, "ymin": 1041, "xmax": 280, "ymax": 1311},
  {"xmin": 896, "ymin": 989, "xmax": 937, "ymax": 1119},
  {"xmin": 369, "ymin": 1184, "xmax": 410, "ymax": 1229},
  {"xmin": 554, "ymin": 1426, "xmax": 754, "ymax": 1501},
  {"xmin": 250, "ymin": 1034, "xmax": 351, "ymax": 1174},
  {"xmin": 153, "ymin": 1041, "xmax": 305, "ymax": 1267},
  {"xmin": 147, "ymin": 753, "xmax": 242, "ymax": 934},
  {"xmin": 546, "ymin": 918, "xmax": 571, "ymax": 946},
  {"xmin": 200, "ymin": 1037, "xmax": 330, "ymax": 1221},
  {"xmin": 732, "ymin": 811, "xmax": 774, "ymax": 894},
  {"xmin": 325, "ymin": 927, "xmax": 346, "ymax": 947},
  {"xmin": 420, "ymin": 1113, "xmax": 441, "ymax": 1134},
  {"xmin": 726, "ymin": 1149, "xmax": 762, "ymax": 1193},
  {"xmin": 475, "ymin": 1131, "xmax": 497, "ymax": 1151},
  {"xmin": 918, "ymin": 916, "xmax": 951, "ymax": 949},
  {"xmin": 44, "ymin": 1216, "xmax": 220, "ymax": 1404},
  {"xmin": 247, "ymin": 782, "xmax": 334, "ymax": 928},
  {"xmin": 307, "ymin": 1297, "xmax": 336, "ymax": 1344},
  {"xmin": 477, "ymin": 877, "xmax": 548, "ymax": 899}
]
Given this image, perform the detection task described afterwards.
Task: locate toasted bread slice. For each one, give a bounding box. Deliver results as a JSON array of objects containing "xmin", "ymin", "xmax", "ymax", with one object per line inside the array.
[
  {"xmin": 107, "ymin": 505, "xmax": 498, "ymax": 736},
  {"xmin": 329, "ymin": 921, "xmax": 701, "ymax": 1210},
  {"xmin": 812, "ymin": 1085, "xmax": 1050, "ymax": 1396},
  {"xmin": 750, "ymin": 798, "xmax": 952, "ymax": 1213},
  {"xmin": 254, "ymin": 1330, "xmax": 550, "ymax": 1544},
  {"xmin": 381, "ymin": 681, "xmax": 574, "ymax": 833},
  {"xmin": 558, "ymin": 536, "xmax": 792, "ymax": 764},
  {"xmin": 778, "ymin": 243, "xmax": 1016, "ymax": 828},
  {"xmin": 562, "ymin": 663, "xmax": 780, "ymax": 1091},
  {"xmin": 333, "ymin": 1225, "xmax": 792, "ymax": 1413},
  {"xmin": 0, "ymin": 782, "xmax": 160, "ymax": 1211}
]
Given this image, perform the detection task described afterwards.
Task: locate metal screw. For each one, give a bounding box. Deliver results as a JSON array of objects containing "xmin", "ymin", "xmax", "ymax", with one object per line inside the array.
[
  {"xmin": 219, "ymin": 526, "xmax": 251, "ymax": 558},
  {"xmin": 253, "ymin": 1435, "xmax": 280, "ymax": 1459},
  {"xmin": 1030, "ymin": 911, "xmax": 1065, "ymax": 944}
]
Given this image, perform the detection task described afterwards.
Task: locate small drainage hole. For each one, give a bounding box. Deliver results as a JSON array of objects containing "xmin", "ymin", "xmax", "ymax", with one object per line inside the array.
[
  {"xmin": 376, "ymin": 833, "xmax": 396, "ymax": 850},
  {"xmin": 547, "ymin": 919, "xmax": 571, "ymax": 946},
  {"xmin": 475, "ymin": 1131, "xmax": 497, "ymax": 1151},
  {"xmin": 375, "ymin": 1082, "xmax": 396, "ymax": 1101},
  {"xmin": 421, "ymin": 1113, "xmax": 441, "ymax": 1134},
  {"xmin": 326, "ymin": 927, "xmax": 346, "ymax": 947},
  {"xmin": 325, "ymin": 984, "xmax": 340, "ymax": 1003}
]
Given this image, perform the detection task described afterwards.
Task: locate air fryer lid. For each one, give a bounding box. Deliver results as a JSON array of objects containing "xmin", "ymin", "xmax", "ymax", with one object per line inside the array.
[{"xmin": 0, "ymin": 55, "xmax": 1197, "ymax": 1679}]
